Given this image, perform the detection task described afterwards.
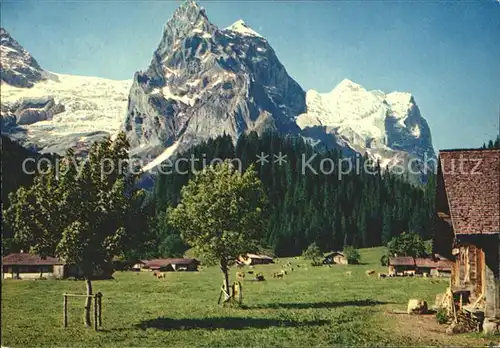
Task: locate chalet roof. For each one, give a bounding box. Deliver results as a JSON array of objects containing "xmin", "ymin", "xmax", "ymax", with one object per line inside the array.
[
  {"xmin": 435, "ymin": 260, "xmax": 453, "ymax": 271},
  {"xmin": 246, "ymin": 254, "xmax": 273, "ymax": 260},
  {"xmin": 414, "ymin": 258, "xmax": 452, "ymax": 270},
  {"xmin": 2, "ymin": 253, "xmax": 64, "ymax": 266},
  {"xmin": 145, "ymin": 258, "xmax": 199, "ymax": 268},
  {"xmin": 414, "ymin": 258, "xmax": 436, "ymax": 268},
  {"xmin": 439, "ymin": 149, "xmax": 500, "ymax": 235},
  {"xmin": 388, "ymin": 256, "xmax": 415, "ymax": 266},
  {"xmin": 324, "ymin": 251, "xmax": 345, "ymax": 258}
]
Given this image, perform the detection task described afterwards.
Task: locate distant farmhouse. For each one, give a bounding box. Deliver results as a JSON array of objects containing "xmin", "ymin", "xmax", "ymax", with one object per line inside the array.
[
  {"xmin": 434, "ymin": 149, "xmax": 500, "ymax": 321},
  {"xmin": 2, "ymin": 252, "xmax": 65, "ymax": 280},
  {"xmin": 238, "ymin": 254, "xmax": 274, "ymax": 265},
  {"xmin": 415, "ymin": 258, "xmax": 452, "ymax": 277},
  {"xmin": 388, "ymin": 256, "xmax": 415, "ymax": 275},
  {"xmin": 323, "ymin": 252, "xmax": 348, "ymax": 265},
  {"xmin": 144, "ymin": 258, "xmax": 199, "ymax": 272},
  {"xmin": 132, "ymin": 260, "xmax": 148, "ymax": 271}
]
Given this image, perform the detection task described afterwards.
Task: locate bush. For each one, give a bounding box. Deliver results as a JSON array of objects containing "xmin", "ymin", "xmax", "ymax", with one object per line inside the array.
[
  {"xmin": 436, "ymin": 308, "xmax": 449, "ymax": 324},
  {"xmin": 343, "ymin": 245, "xmax": 360, "ymax": 264},
  {"xmin": 302, "ymin": 243, "xmax": 323, "ymax": 264}
]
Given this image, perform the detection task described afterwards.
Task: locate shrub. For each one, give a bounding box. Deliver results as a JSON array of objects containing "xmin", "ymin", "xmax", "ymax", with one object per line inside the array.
[
  {"xmin": 343, "ymin": 245, "xmax": 361, "ymax": 264},
  {"xmin": 436, "ymin": 308, "xmax": 449, "ymax": 324},
  {"xmin": 302, "ymin": 243, "xmax": 323, "ymax": 265}
]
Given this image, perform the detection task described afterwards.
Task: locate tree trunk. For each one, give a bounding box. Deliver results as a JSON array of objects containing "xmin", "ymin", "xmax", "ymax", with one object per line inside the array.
[
  {"xmin": 84, "ymin": 278, "xmax": 93, "ymax": 327},
  {"xmin": 220, "ymin": 260, "xmax": 231, "ymax": 302}
]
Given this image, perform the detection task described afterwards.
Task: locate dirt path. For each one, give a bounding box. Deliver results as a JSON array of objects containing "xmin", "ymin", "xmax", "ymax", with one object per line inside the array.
[{"xmin": 386, "ymin": 312, "xmax": 499, "ymax": 346}]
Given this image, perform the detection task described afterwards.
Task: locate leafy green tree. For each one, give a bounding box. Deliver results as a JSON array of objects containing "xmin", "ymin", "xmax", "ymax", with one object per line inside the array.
[
  {"xmin": 302, "ymin": 242, "xmax": 323, "ymax": 265},
  {"xmin": 168, "ymin": 161, "xmax": 267, "ymax": 303},
  {"xmin": 343, "ymin": 245, "xmax": 361, "ymax": 264},
  {"xmin": 4, "ymin": 132, "xmax": 144, "ymax": 326},
  {"xmin": 386, "ymin": 231, "xmax": 428, "ymax": 258}
]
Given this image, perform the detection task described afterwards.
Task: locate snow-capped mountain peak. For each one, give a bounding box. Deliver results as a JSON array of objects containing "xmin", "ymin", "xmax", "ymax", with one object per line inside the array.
[
  {"xmin": 297, "ymin": 79, "xmax": 435, "ymax": 169},
  {"xmin": 225, "ymin": 19, "xmax": 264, "ymax": 38},
  {"xmin": 333, "ymin": 78, "xmax": 365, "ymax": 93},
  {"xmin": 1, "ymin": 27, "xmax": 45, "ymax": 88},
  {"xmin": 125, "ymin": 0, "xmax": 305, "ymax": 159}
]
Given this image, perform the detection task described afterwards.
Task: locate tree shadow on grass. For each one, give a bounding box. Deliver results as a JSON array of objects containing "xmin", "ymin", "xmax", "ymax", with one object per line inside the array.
[
  {"xmin": 135, "ymin": 317, "xmax": 329, "ymax": 331},
  {"xmin": 245, "ymin": 299, "xmax": 389, "ymax": 310}
]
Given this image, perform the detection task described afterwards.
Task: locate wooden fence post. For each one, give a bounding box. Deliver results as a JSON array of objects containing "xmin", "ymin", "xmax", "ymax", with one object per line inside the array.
[
  {"xmin": 97, "ymin": 293, "xmax": 102, "ymax": 327},
  {"xmin": 63, "ymin": 294, "xmax": 68, "ymax": 327},
  {"xmin": 93, "ymin": 294, "xmax": 98, "ymax": 331}
]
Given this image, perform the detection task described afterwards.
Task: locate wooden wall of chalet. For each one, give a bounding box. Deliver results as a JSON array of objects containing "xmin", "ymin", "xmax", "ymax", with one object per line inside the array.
[
  {"xmin": 452, "ymin": 245, "xmax": 484, "ymax": 296},
  {"xmin": 453, "ymin": 235, "xmax": 499, "ymax": 318}
]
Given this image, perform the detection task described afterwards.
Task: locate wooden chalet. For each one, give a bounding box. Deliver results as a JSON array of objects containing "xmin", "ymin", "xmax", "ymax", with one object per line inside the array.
[
  {"xmin": 434, "ymin": 149, "xmax": 500, "ymax": 320},
  {"xmin": 323, "ymin": 252, "xmax": 348, "ymax": 265},
  {"xmin": 415, "ymin": 257, "xmax": 452, "ymax": 277},
  {"xmin": 2, "ymin": 252, "xmax": 65, "ymax": 280},
  {"xmin": 388, "ymin": 256, "xmax": 415, "ymax": 275},
  {"xmin": 144, "ymin": 258, "xmax": 199, "ymax": 272},
  {"xmin": 238, "ymin": 254, "xmax": 274, "ymax": 265}
]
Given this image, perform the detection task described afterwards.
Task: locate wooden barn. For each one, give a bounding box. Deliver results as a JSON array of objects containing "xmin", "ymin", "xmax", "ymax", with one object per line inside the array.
[
  {"xmin": 2, "ymin": 252, "xmax": 65, "ymax": 280},
  {"xmin": 238, "ymin": 253, "xmax": 274, "ymax": 265},
  {"xmin": 415, "ymin": 258, "xmax": 453, "ymax": 277},
  {"xmin": 144, "ymin": 258, "xmax": 199, "ymax": 272},
  {"xmin": 388, "ymin": 256, "xmax": 415, "ymax": 275},
  {"xmin": 433, "ymin": 149, "xmax": 500, "ymax": 322},
  {"xmin": 323, "ymin": 252, "xmax": 348, "ymax": 265}
]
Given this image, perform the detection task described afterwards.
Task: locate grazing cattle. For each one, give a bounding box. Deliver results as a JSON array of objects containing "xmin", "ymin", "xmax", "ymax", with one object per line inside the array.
[
  {"xmin": 153, "ymin": 271, "xmax": 166, "ymax": 279},
  {"xmin": 290, "ymin": 268, "xmax": 294, "ymax": 272},
  {"xmin": 345, "ymin": 271, "xmax": 353, "ymax": 276},
  {"xmin": 378, "ymin": 273, "xmax": 387, "ymax": 279},
  {"xmin": 236, "ymin": 271, "xmax": 245, "ymax": 279},
  {"xmin": 366, "ymin": 269, "xmax": 376, "ymax": 276},
  {"xmin": 273, "ymin": 270, "xmax": 287, "ymax": 278}
]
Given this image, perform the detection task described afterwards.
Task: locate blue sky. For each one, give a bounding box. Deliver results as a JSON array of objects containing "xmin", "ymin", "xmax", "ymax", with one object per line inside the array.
[{"xmin": 1, "ymin": 0, "xmax": 499, "ymax": 151}]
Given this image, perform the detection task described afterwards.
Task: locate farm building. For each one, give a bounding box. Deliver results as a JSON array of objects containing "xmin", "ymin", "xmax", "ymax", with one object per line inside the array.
[
  {"xmin": 434, "ymin": 149, "xmax": 500, "ymax": 322},
  {"xmin": 415, "ymin": 258, "xmax": 453, "ymax": 277},
  {"xmin": 388, "ymin": 256, "xmax": 415, "ymax": 275},
  {"xmin": 323, "ymin": 252, "xmax": 348, "ymax": 265},
  {"xmin": 132, "ymin": 260, "xmax": 148, "ymax": 271},
  {"xmin": 144, "ymin": 258, "xmax": 199, "ymax": 272},
  {"xmin": 238, "ymin": 254, "xmax": 274, "ymax": 265},
  {"xmin": 2, "ymin": 252, "xmax": 65, "ymax": 280}
]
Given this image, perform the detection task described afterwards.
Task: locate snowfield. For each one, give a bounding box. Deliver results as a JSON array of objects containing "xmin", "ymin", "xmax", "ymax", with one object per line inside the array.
[{"xmin": 2, "ymin": 72, "xmax": 131, "ymax": 139}]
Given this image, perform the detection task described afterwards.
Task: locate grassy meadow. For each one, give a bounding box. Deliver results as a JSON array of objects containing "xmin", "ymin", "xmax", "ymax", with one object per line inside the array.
[{"xmin": 2, "ymin": 248, "xmax": 497, "ymax": 347}]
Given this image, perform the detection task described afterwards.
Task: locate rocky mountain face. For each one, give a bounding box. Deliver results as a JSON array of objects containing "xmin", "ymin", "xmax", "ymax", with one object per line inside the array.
[
  {"xmin": 0, "ymin": 28, "xmax": 131, "ymax": 155},
  {"xmin": 0, "ymin": 28, "xmax": 45, "ymax": 88},
  {"xmin": 125, "ymin": 0, "xmax": 305, "ymax": 158},
  {"xmin": 1, "ymin": 1, "xmax": 435, "ymax": 174}
]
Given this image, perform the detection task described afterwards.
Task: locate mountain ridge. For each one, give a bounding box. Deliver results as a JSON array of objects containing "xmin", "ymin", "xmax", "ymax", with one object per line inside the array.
[{"xmin": 0, "ymin": 0, "xmax": 435, "ymax": 175}]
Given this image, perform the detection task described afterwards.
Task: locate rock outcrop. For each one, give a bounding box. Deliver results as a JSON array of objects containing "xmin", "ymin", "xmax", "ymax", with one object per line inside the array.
[{"xmin": 124, "ymin": 0, "xmax": 305, "ymax": 157}]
